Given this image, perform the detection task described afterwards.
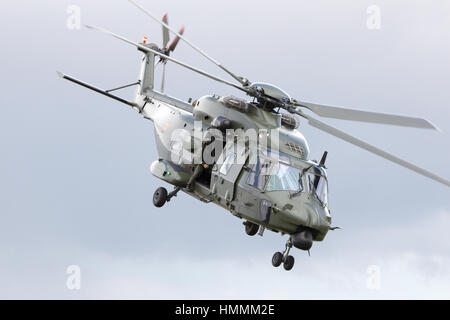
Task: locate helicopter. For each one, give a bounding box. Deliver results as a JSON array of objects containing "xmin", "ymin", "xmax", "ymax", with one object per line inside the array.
[{"xmin": 59, "ymin": 0, "xmax": 449, "ymax": 271}]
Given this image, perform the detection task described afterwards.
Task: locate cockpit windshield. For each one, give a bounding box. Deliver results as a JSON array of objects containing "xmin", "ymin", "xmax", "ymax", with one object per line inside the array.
[
  {"xmin": 246, "ymin": 149, "xmax": 329, "ymax": 206},
  {"xmin": 246, "ymin": 150, "xmax": 290, "ymax": 191},
  {"xmin": 266, "ymin": 163, "xmax": 303, "ymax": 192}
]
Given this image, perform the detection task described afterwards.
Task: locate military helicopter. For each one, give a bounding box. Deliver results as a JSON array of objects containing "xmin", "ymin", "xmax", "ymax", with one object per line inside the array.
[{"xmin": 59, "ymin": 0, "xmax": 449, "ymax": 271}]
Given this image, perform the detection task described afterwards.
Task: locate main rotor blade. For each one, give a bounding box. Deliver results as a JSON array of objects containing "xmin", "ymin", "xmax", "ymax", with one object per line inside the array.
[
  {"xmin": 297, "ymin": 112, "xmax": 450, "ymax": 187},
  {"xmin": 293, "ymin": 100, "xmax": 440, "ymax": 130},
  {"xmin": 128, "ymin": 0, "xmax": 248, "ymax": 86},
  {"xmin": 85, "ymin": 25, "xmax": 249, "ymax": 94},
  {"xmin": 162, "ymin": 13, "xmax": 170, "ymax": 49}
]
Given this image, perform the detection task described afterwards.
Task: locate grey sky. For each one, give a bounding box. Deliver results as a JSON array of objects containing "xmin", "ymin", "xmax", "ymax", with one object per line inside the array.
[{"xmin": 0, "ymin": 0, "xmax": 449, "ymax": 299}]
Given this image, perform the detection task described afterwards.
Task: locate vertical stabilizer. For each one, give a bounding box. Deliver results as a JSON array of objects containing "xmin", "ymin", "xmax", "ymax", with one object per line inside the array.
[{"xmin": 137, "ymin": 43, "xmax": 158, "ymax": 96}]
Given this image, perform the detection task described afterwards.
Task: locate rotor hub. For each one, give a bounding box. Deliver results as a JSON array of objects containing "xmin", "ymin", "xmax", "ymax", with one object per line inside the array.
[{"xmin": 249, "ymin": 82, "xmax": 291, "ymax": 103}]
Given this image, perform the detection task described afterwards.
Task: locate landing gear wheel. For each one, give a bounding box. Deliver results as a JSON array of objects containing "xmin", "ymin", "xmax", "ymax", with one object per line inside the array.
[
  {"xmin": 272, "ymin": 252, "xmax": 283, "ymax": 267},
  {"xmin": 153, "ymin": 187, "xmax": 168, "ymax": 208},
  {"xmin": 245, "ymin": 221, "xmax": 259, "ymax": 236},
  {"xmin": 283, "ymin": 255, "xmax": 295, "ymax": 271}
]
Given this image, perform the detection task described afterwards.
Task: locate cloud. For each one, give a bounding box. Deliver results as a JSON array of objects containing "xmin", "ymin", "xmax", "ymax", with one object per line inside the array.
[{"xmin": 2, "ymin": 211, "xmax": 448, "ymax": 299}]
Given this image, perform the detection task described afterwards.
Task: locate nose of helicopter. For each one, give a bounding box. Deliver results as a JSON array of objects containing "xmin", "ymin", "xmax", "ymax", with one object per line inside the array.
[
  {"xmin": 323, "ymin": 205, "xmax": 331, "ymax": 222},
  {"xmin": 267, "ymin": 191, "xmax": 331, "ymax": 235},
  {"xmin": 308, "ymin": 200, "xmax": 331, "ymax": 227}
]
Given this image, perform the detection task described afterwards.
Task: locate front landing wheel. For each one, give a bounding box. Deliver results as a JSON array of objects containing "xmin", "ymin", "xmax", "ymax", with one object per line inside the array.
[
  {"xmin": 272, "ymin": 252, "xmax": 283, "ymax": 267},
  {"xmin": 153, "ymin": 187, "xmax": 168, "ymax": 208},
  {"xmin": 283, "ymin": 255, "xmax": 295, "ymax": 271}
]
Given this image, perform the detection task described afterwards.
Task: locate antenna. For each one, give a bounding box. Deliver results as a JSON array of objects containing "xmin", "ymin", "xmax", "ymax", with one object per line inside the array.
[{"xmin": 319, "ymin": 151, "xmax": 328, "ymax": 167}]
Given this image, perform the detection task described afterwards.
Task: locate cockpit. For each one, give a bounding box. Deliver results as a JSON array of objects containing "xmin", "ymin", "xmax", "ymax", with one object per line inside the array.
[{"xmin": 246, "ymin": 149, "xmax": 329, "ymax": 207}]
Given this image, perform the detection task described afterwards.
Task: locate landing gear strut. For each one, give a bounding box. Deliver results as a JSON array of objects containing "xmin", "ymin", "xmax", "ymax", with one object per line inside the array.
[
  {"xmin": 272, "ymin": 238, "xmax": 295, "ymax": 271},
  {"xmin": 152, "ymin": 186, "xmax": 181, "ymax": 208}
]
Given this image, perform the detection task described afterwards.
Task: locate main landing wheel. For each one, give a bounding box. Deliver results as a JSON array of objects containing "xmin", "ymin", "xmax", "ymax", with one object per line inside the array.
[{"xmin": 153, "ymin": 187, "xmax": 168, "ymax": 208}]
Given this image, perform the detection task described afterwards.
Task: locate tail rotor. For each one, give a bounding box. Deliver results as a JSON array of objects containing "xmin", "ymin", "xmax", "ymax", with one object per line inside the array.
[
  {"xmin": 159, "ymin": 14, "xmax": 184, "ymax": 93},
  {"xmin": 162, "ymin": 13, "xmax": 170, "ymax": 49}
]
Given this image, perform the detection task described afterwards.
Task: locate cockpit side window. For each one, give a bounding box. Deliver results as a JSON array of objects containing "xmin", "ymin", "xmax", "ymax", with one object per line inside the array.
[
  {"xmin": 306, "ymin": 172, "xmax": 328, "ymax": 206},
  {"xmin": 316, "ymin": 175, "xmax": 328, "ymax": 205},
  {"xmin": 246, "ymin": 155, "xmax": 273, "ymax": 190}
]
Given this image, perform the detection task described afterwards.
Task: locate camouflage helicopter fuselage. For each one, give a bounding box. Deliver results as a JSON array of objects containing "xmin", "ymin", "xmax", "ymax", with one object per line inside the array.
[{"xmin": 138, "ymin": 79, "xmax": 332, "ymax": 242}]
